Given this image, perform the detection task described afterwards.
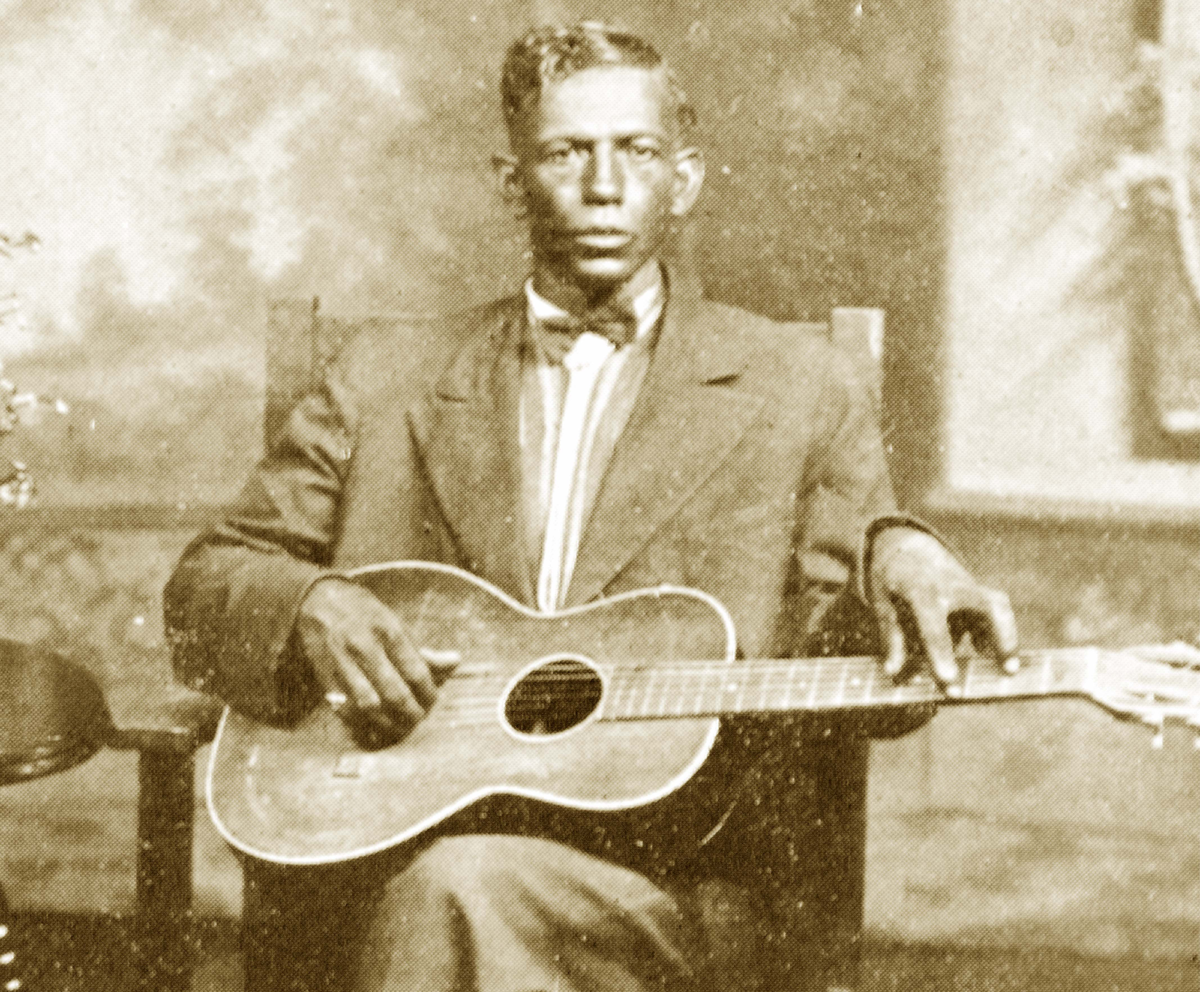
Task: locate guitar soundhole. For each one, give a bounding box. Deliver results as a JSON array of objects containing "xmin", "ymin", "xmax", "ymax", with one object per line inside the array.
[{"xmin": 504, "ymin": 657, "xmax": 603, "ymax": 737}]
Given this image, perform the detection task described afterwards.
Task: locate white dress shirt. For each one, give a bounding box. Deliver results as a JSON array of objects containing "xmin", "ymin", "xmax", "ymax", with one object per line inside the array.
[{"xmin": 521, "ymin": 277, "xmax": 664, "ymax": 611}]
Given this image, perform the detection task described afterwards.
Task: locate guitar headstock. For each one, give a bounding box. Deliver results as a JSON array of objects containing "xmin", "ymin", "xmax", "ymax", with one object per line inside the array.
[{"xmin": 1086, "ymin": 645, "xmax": 1200, "ymax": 749}]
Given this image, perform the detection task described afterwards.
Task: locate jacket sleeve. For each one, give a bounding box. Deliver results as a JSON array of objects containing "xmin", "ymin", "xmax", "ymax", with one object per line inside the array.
[
  {"xmin": 791, "ymin": 350, "xmax": 896, "ymax": 651},
  {"xmin": 788, "ymin": 352, "xmax": 937, "ymax": 739},
  {"xmin": 163, "ymin": 372, "xmax": 359, "ymax": 724}
]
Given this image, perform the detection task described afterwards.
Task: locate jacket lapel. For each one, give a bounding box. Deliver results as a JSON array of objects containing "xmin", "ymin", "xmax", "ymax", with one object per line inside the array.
[
  {"xmin": 407, "ymin": 300, "xmax": 535, "ymax": 604},
  {"xmin": 566, "ymin": 272, "xmax": 765, "ymax": 606}
]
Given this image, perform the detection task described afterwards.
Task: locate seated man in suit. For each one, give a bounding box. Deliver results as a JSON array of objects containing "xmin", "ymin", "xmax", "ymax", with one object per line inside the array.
[{"xmin": 165, "ymin": 22, "xmax": 1017, "ymax": 992}]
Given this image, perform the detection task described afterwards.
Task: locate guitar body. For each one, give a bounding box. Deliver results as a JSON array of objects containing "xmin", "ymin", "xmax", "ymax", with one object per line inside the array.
[{"xmin": 207, "ymin": 561, "xmax": 736, "ymax": 865}]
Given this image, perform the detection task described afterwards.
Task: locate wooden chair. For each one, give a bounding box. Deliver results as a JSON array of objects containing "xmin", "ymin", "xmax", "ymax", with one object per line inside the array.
[{"xmin": 0, "ymin": 637, "xmax": 221, "ymax": 991}]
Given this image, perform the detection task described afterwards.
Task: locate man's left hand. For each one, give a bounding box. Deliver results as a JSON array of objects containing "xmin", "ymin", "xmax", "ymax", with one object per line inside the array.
[{"xmin": 868, "ymin": 527, "xmax": 1019, "ymax": 686}]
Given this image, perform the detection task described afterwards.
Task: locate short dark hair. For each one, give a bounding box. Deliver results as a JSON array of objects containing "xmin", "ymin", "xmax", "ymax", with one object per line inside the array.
[{"xmin": 500, "ymin": 22, "xmax": 697, "ymax": 141}]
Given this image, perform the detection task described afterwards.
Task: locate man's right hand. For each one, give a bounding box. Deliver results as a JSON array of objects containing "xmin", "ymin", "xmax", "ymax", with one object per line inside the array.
[{"xmin": 294, "ymin": 577, "xmax": 442, "ymax": 738}]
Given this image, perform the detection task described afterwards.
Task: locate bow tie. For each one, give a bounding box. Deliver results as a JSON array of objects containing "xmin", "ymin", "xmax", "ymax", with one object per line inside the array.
[{"xmin": 539, "ymin": 302, "xmax": 639, "ymax": 351}]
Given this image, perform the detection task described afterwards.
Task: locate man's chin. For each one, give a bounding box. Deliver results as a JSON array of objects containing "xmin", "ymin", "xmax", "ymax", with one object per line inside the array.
[{"xmin": 561, "ymin": 257, "xmax": 638, "ymax": 293}]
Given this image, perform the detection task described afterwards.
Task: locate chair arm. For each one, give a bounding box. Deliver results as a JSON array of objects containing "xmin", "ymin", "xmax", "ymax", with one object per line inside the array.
[{"xmin": 105, "ymin": 684, "xmax": 223, "ymax": 754}]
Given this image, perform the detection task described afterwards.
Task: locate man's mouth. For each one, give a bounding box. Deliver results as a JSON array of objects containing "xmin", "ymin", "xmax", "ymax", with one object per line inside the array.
[{"xmin": 567, "ymin": 229, "xmax": 633, "ymax": 252}]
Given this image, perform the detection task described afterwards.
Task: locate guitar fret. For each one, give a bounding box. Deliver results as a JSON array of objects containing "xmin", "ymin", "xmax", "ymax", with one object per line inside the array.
[
  {"xmin": 639, "ymin": 668, "xmax": 657, "ymax": 718},
  {"xmin": 627, "ymin": 671, "xmax": 643, "ymax": 716},
  {"xmin": 626, "ymin": 672, "xmax": 642, "ymax": 717},
  {"xmin": 604, "ymin": 672, "xmax": 619, "ymax": 718},
  {"xmin": 757, "ymin": 663, "xmax": 773, "ymax": 713},
  {"xmin": 628, "ymin": 672, "xmax": 645, "ymax": 715},
  {"xmin": 656, "ymin": 668, "xmax": 671, "ymax": 717},
  {"xmin": 625, "ymin": 671, "xmax": 643, "ymax": 717},
  {"xmin": 696, "ymin": 666, "xmax": 710, "ymax": 715},
  {"xmin": 780, "ymin": 664, "xmax": 794, "ymax": 713},
  {"xmin": 780, "ymin": 664, "xmax": 795, "ymax": 714},
  {"xmin": 674, "ymin": 669, "xmax": 691, "ymax": 717},
  {"xmin": 696, "ymin": 666, "xmax": 710, "ymax": 714},
  {"xmin": 609, "ymin": 671, "xmax": 629, "ymax": 718},
  {"xmin": 846, "ymin": 668, "xmax": 863, "ymax": 706},
  {"xmin": 601, "ymin": 671, "xmax": 615, "ymax": 717},
  {"xmin": 807, "ymin": 660, "xmax": 821, "ymax": 710}
]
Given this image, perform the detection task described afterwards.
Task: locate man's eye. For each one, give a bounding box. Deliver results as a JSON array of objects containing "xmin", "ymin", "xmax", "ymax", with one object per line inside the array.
[
  {"xmin": 543, "ymin": 146, "xmax": 579, "ymax": 165},
  {"xmin": 629, "ymin": 143, "xmax": 661, "ymax": 162}
]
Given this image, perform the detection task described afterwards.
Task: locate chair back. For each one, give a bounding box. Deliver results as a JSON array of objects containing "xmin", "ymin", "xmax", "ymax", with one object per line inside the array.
[{"xmin": 830, "ymin": 306, "xmax": 885, "ymax": 412}]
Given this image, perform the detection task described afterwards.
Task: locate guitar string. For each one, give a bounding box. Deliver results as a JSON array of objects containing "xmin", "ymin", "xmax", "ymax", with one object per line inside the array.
[
  {"xmin": 444, "ymin": 690, "xmax": 1184, "ymax": 724},
  {"xmin": 330, "ymin": 652, "xmax": 1131, "ymax": 720},
  {"xmin": 419, "ymin": 658, "xmax": 1074, "ymax": 696},
  {"xmin": 433, "ymin": 659, "xmax": 1040, "ymax": 680},
  {"xmin": 414, "ymin": 665, "xmax": 1064, "ymax": 719},
  {"xmin": 420, "ymin": 649, "xmax": 1086, "ymax": 679},
  {"xmin": 433, "ymin": 661, "xmax": 1060, "ymax": 694},
  {"xmin": 431, "ymin": 680, "xmax": 1142, "ymax": 722},
  {"xmin": 352, "ymin": 664, "xmax": 1176, "ymax": 727}
]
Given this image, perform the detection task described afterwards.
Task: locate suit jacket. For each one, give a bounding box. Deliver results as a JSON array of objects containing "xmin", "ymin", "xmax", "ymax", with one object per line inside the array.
[
  {"xmin": 165, "ymin": 270, "xmax": 893, "ymax": 723},
  {"xmin": 165, "ymin": 271, "xmax": 901, "ymax": 877}
]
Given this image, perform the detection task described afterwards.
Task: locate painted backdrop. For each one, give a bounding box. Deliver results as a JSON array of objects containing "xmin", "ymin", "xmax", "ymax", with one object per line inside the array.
[{"xmin": 0, "ymin": 0, "xmax": 940, "ymax": 507}]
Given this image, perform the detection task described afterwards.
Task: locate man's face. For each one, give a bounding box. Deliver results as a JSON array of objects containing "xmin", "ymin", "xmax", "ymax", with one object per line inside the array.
[{"xmin": 506, "ymin": 65, "xmax": 702, "ymax": 296}]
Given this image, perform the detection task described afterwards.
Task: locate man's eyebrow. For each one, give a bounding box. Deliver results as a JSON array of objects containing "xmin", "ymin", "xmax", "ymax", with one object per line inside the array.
[{"xmin": 536, "ymin": 127, "xmax": 669, "ymax": 143}]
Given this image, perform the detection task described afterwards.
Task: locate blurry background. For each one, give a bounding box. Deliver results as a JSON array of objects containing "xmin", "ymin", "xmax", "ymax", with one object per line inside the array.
[{"xmin": 0, "ymin": 0, "xmax": 1196, "ymax": 987}]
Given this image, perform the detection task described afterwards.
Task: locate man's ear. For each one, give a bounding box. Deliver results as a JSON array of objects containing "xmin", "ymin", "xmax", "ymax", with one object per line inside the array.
[
  {"xmin": 491, "ymin": 153, "xmax": 526, "ymax": 208},
  {"xmin": 670, "ymin": 147, "xmax": 705, "ymax": 218}
]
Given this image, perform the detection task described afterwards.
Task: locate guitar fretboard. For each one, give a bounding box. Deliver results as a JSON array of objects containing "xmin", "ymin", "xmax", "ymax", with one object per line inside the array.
[{"xmin": 598, "ymin": 649, "xmax": 1102, "ymax": 721}]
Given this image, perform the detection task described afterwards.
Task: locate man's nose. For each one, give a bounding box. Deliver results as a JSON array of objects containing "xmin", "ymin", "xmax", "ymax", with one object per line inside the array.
[{"xmin": 583, "ymin": 143, "xmax": 623, "ymax": 204}]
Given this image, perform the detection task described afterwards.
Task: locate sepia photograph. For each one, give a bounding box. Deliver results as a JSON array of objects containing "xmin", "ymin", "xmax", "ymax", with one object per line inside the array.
[{"xmin": 0, "ymin": 1, "xmax": 1196, "ymax": 990}]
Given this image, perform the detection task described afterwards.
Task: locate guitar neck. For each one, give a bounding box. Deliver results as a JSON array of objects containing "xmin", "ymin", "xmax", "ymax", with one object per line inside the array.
[{"xmin": 600, "ymin": 649, "xmax": 1101, "ymax": 721}]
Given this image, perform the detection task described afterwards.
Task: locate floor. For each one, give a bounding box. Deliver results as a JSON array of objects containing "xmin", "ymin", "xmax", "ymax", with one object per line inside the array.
[{"xmin": 10, "ymin": 913, "xmax": 1198, "ymax": 992}]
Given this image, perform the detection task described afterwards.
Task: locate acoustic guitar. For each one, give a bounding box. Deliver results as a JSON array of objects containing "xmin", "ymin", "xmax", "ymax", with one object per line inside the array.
[{"xmin": 207, "ymin": 561, "xmax": 1200, "ymax": 865}]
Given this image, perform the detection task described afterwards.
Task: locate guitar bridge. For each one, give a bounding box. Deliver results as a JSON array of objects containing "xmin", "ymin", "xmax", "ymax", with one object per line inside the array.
[{"xmin": 332, "ymin": 754, "xmax": 364, "ymax": 779}]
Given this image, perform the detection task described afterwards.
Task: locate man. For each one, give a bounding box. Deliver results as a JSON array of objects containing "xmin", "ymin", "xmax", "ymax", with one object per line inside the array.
[{"xmin": 165, "ymin": 22, "xmax": 1017, "ymax": 992}]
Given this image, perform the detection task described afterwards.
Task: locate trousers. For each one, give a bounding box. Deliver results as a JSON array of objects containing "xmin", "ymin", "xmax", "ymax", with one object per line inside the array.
[{"xmin": 241, "ymin": 738, "xmax": 868, "ymax": 992}]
